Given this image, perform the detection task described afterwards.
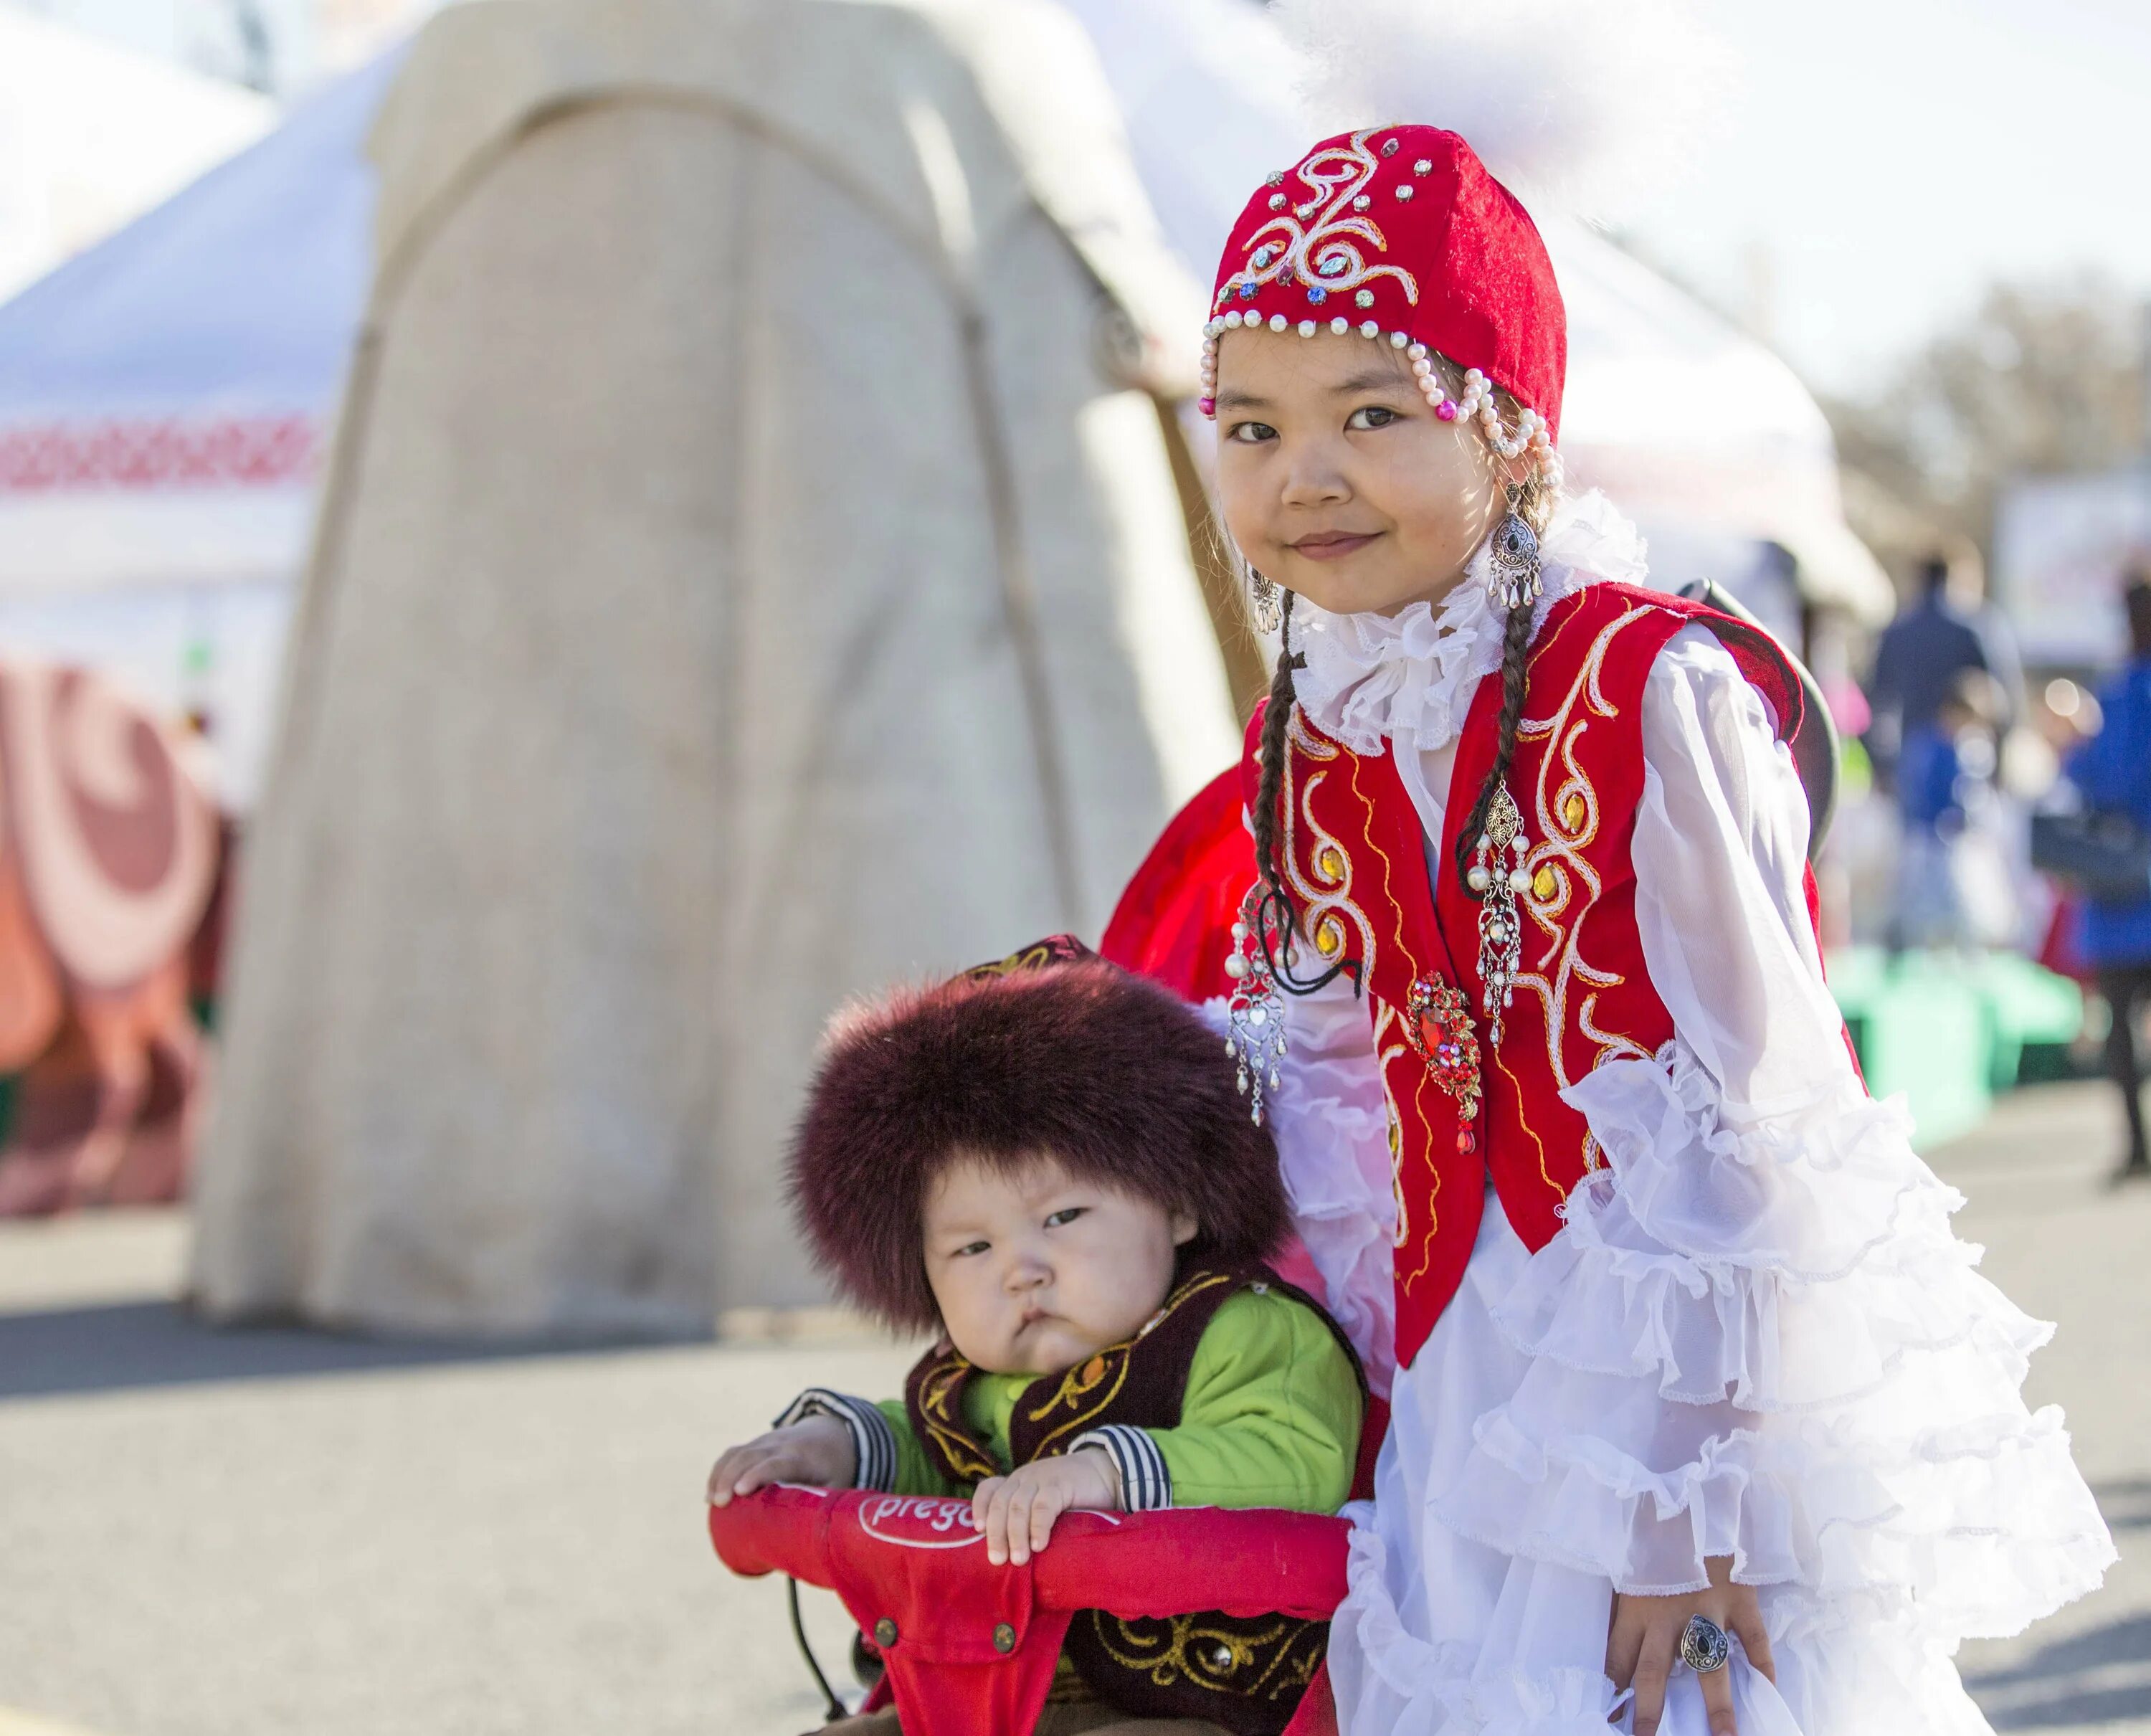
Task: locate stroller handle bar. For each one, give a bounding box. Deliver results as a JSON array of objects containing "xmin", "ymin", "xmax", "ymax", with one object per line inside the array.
[
  {"xmin": 710, "ymin": 1486, "xmax": 1350, "ymax": 1736},
  {"xmin": 710, "ymin": 1484, "xmax": 1351, "ymax": 1621}
]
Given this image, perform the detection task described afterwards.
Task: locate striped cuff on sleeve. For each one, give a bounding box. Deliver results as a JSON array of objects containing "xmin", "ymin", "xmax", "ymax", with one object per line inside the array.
[
  {"xmin": 1070, "ymin": 1423, "xmax": 1172, "ymax": 1513},
  {"xmin": 775, "ymin": 1388, "xmax": 900, "ymax": 1493}
]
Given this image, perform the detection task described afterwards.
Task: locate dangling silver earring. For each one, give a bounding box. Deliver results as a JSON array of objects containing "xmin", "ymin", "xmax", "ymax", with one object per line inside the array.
[
  {"xmin": 1247, "ymin": 566, "xmax": 1284, "ymax": 635},
  {"xmin": 1486, "ymin": 487, "xmax": 1542, "ymax": 612}
]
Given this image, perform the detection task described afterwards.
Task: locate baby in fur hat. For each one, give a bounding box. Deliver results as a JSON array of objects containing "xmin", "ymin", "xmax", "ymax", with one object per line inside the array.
[{"xmin": 707, "ymin": 947, "xmax": 1364, "ymax": 1736}]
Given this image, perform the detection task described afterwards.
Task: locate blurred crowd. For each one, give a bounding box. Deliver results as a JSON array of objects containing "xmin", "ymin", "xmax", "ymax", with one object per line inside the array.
[{"xmin": 1852, "ymin": 550, "xmax": 2151, "ymax": 1177}]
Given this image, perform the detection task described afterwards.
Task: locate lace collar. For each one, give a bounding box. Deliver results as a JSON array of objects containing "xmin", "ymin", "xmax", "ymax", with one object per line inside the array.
[{"xmin": 1290, "ymin": 491, "xmax": 1648, "ymax": 756}]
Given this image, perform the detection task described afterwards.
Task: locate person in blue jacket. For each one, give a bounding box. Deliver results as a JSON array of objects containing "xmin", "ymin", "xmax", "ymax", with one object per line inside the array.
[
  {"xmin": 1891, "ymin": 672, "xmax": 2004, "ymax": 951},
  {"xmin": 2067, "ymin": 573, "xmax": 2151, "ymax": 1181}
]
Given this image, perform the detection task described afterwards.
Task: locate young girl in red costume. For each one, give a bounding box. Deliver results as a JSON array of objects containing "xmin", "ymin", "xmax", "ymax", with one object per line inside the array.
[{"xmin": 1164, "ymin": 34, "xmax": 2116, "ymax": 1736}]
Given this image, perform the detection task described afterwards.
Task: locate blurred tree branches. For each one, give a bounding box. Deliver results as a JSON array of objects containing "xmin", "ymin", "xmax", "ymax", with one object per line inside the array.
[{"xmin": 1821, "ymin": 278, "xmax": 2147, "ymax": 589}]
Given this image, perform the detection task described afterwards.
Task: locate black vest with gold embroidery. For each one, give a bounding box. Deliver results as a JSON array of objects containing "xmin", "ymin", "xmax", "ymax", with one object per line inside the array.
[{"xmin": 902, "ymin": 1263, "xmax": 1364, "ymax": 1736}]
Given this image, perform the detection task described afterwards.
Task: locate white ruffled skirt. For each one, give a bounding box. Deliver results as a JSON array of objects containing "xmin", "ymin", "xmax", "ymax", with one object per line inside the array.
[{"xmin": 1309, "ymin": 1045, "xmax": 2114, "ymax": 1736}]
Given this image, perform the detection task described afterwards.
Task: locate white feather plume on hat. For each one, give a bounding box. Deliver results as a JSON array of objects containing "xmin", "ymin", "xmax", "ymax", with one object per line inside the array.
[{"xmin": 1269, "ymin": 0, "xmax": 1739, "ymax": 220}]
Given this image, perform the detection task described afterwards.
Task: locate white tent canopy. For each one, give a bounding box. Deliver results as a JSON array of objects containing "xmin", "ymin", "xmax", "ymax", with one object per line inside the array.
[
  {"xmin": 1551, "ymin": 222, "xmax": 1892, "ymax": 631},
  {"xmin": 0, "ymin": 50, "xmax": 397, "ymax": 803},
  {"xmin": 0, "ymin": 4, "xmax": 271, "ymax": 305},
  {"xmin": 0, "ymin": 47, "xmax": 394, "ymax": 584}
]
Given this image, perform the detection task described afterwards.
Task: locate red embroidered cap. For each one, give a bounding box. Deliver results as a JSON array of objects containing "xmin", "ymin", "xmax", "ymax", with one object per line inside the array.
[{"xmin": 1200, "ymin": 125, "xmax": 1567, "ymax": 443}]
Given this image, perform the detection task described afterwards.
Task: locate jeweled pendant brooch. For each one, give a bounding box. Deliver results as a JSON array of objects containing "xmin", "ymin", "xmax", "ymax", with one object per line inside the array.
[{"xmin": 1405, "ymin": 974, "xmax": 1482, "ymax": 1154}]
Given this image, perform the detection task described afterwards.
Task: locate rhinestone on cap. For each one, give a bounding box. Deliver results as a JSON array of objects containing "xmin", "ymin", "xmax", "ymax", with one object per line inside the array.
[
  {"xmin": 1266, "ymin": 171, "xmax": 1284, "ymax": 186},
  {"xmin": 1380, "ymin": 138, "xmax": 1400, "ymax": 157},
  {"xmin": 1308, "ymin": 286, "xmax": 1327, "ymax": 303},
  {"xmin": 1355, "ymin": 289, "xmax": 1375, "ymax": 308},
  {"xmin": 1397, "ymin": 185, "xmax": 1415, "ymax": 200},
  {"xmin": 1414, "ymin": 158, "xmax": 1433, "ymax": 174},
  {"xmin": 1268, "ymin": 193, "xmax": 1285, "ymax": 211},
  {"xmin": 1352, "ymin": 195, "xmax": 1371, "ymax": 211}
]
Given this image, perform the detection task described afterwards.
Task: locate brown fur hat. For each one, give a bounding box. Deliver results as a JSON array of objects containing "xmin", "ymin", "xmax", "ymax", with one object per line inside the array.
[{"xmin": 789, "ymin": 957, "xmax": 1287, "ymax": 1333}]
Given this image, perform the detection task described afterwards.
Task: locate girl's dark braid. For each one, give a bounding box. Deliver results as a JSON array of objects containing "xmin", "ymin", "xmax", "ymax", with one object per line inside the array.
[
  {"xmin": 1248, "ymin": 590, "xmax": 1355, "ymax": 997},
  {"xmin": 1450, "ymin": 591, "xmax": 1537, "ymax": 899},
  {"xmin": 1249, "ymin": 589, "xmax": 1299, "ymax": 918}
]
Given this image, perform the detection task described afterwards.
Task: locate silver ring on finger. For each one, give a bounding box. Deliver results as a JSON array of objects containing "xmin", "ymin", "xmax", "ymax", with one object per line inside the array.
[{"xmin": 1679, "ymin": 1615, "xmax": 1731, "ymax": 1674}]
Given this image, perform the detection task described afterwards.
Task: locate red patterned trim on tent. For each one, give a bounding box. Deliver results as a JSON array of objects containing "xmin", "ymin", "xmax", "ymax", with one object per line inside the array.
[{"xmin": 0, "ymin": 416, "xmax": 321, "ymax": 493}]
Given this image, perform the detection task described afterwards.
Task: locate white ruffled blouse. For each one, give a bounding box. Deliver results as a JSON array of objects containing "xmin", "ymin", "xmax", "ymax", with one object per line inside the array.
[{"xmin": 1230, "ymin": 495, "xmax": 2113, "ymax": 1736}]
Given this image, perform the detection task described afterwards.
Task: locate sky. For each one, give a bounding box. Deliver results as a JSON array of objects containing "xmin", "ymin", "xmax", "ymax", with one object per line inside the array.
[
  {"xmin": 13, "ymin": 0, "xmax": 2150, "ymax": 397},
  {"xmin": 1620, "ymin": 0, "xmax": 2151, "ymax": 393},
  {"xmin": 11, "ymin": 0, "xmax": 424, "ymax": 94}
]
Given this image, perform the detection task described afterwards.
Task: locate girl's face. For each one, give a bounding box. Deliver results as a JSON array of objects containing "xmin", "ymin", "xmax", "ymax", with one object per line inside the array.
[{"xmin": 1212, "ymin": 330, "xmax": 1506, "ymax": 618}]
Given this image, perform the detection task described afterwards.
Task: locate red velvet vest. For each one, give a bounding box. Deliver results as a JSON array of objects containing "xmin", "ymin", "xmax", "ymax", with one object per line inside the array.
[{"xmin": 1240, "ymin": 582, "xmax": 1803, "ymax": 1369}]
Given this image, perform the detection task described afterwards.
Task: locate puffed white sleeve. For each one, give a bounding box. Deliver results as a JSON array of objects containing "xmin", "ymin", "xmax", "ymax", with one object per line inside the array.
[
  {"xmin": 1438, "ymin": 625, "xmax": 2112, "ymax": 1659},
  {"xmin": 1200, "ymin": 953, "xmax": 1399, "ymax": 1398}
]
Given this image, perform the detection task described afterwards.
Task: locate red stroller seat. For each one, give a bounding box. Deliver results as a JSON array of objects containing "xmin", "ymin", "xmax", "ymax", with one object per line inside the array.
[{"xmin": 710, "ymin": 1486, "xmax": 1351, "ymax": 1735}]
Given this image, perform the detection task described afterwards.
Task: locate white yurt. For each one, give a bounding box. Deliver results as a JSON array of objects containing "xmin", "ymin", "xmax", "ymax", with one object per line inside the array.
[{"xmin": 190, "ymin": 0, "xmax": 1231, "ymax": 1335}]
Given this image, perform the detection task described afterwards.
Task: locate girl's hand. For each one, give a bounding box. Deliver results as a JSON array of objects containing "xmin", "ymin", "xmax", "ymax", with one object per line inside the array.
[
  {"xmin": 1606, "ymin": 1556, "xmax": 1775, "ymax": 1736},
  {"xmin": 970, "ymin": 1448, "xmax": 1122, "ymax": 1565},
  {"xmin": 706, "ymin": 1415, "xmax": 856, "ymax": 1505}
]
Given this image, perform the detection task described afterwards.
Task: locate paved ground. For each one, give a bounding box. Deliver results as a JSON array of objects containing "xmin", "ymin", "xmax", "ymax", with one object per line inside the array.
[
  {"xmin": 1, "ymin": 1081, "xmax": 2145, "ymax": 1736},
  {"xmin": 1929, "ymin": 1084, "xmax": 2151, "ymax": 1734}
]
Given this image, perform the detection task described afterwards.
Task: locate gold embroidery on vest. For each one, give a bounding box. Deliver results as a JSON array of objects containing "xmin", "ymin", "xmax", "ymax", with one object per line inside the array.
[
  {"xmin": 1022, "ymin": 1270, "xmax": 1235, "ymax": 1456},
  {"xmin": 1083, "ymin": 1610, "xmax": 1327, "ymax": 1704},
  {"xmin": 1492, "ymin": 1043, "xmax": 1557, "ymax": 1205},
  {"xmin": 1341, "ymin": 744, "xmax": 1410, "ymax": 968},
  {"xmin": 1283, "ymin": 710, "xmax": 1378, "ymax": 973},
  {"xmin": 916, "ymin": 1357, "xmax": 1001, "ymax": 1484},
  {"xmin": 1512, "ymin": 612, "xmax": 1660, "ymax": 1068},
  {"xmin": 1369, "ymin": 1004, "xmax": 1423, "ymax": 1261},
  {"xmin": 1394, "ymin": 1045, "xmax": 1443, "ymax": 1289},
  {"xmin": 968, "ymin": 939, "xmax": 1068, "ymax": 977},
  {"xmin": 1022, "ymin": 1347, "xmax": 1131, "ymax": 1449},
  {"xmin": 1331, "ymin": 734, "xmax": 1443, "ymax": 1286},
  {"xmin": 1504, "ymin": 606, "xmax": 1664, "ymax": 1200}
]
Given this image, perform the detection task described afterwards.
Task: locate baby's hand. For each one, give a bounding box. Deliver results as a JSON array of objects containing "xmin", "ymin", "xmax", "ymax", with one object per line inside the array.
[
  {"xmin": 970, "ymin": 1447, "xmax": 1122, "ymax": 1565},
  {"xmin": 706, "ymin": 1415, "xmax": 856, "ymax": 1506}
]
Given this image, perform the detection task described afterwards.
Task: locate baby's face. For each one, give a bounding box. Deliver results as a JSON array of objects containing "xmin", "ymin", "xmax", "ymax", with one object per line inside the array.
[{"xmin": 921, "ymin": 1152, "xmax": 1197, "ymax": 1377}]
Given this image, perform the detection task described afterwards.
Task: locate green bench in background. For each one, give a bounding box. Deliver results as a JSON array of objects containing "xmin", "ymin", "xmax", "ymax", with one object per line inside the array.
[{"xmin": 1831, "ymin": 947, "xmax": 2087, "ymax": 1149}]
